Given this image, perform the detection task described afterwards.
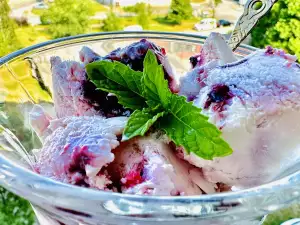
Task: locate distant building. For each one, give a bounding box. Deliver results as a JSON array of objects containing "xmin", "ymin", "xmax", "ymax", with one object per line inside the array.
[{"xmin": 98, "ymin": 0, "xmax": 171, "ymax": 7}]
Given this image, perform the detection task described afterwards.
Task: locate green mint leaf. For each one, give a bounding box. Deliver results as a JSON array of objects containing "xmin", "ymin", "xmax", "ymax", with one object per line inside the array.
[
  {"xmin": 142, "ymin": 51, "xmax": 171, "ymax": 108},
  {"xmin": 123, "ymin": 107, "xmax": 166, "ymax": 141},
  {"xmin": 159, "ymin": 95, "xmax": 233, "ymax": 160},
  {"xmin": 86, "ymin": 60, "xmax": 146, "ymax": 110}
]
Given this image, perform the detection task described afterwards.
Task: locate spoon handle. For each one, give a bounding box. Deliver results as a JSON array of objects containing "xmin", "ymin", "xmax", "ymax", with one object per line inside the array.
[{"xmin": 227, "ymin": 0, "xmax": 278, "ymax": 51}]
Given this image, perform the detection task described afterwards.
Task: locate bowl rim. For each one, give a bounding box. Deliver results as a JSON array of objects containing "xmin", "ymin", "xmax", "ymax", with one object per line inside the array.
[
  {"xmin": 0, "ymin": 31, "xmax": 298, "ymax": 212},
  {"xmin": 0, "ymin": 31, "xmax": 257, "ymax": 66}
]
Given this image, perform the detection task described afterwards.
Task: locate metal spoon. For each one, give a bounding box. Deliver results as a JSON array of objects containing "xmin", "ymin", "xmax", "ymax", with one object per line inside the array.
[{"xmin": 227, "ymin": 0, "xmax": 278, "ymax": 51}]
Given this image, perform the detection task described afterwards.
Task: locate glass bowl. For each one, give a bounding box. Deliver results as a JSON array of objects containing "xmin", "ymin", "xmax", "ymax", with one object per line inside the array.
[{"xmin": 1, "ymin": 32, "xmax": 300, "ymax": 225}]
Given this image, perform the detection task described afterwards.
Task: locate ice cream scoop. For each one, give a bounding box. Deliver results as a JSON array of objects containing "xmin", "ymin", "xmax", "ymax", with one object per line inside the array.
[
  {"xmin": 32, "ymin": 111, "xmax": 128, "ymax": 190},
  {"xmin": 108, "ymin": 137, "xmax": 216, "ymax": 196},
  {"xmin": 30, "ymin": 105, "xmax": 215, "ymax": 195},
  {"xmin": 50, "ymin": 57, "xmax": 101, "ymax": 118},
  {"xmin": 51, "ymin": 39, "xmax": 178, "ymax": 119},
  {"xmin": 180, "ymin": 45, "xmax": 300, "ymax": 188},
  {"xmin": 181, "ymin": 33, "xmax": 237, "ymax": 99},
  {"xmin": 51, "ymin": 55, "xmax": 129, "ymax": 118},
  {"xmin": 189, "ymin": 33, "xmax": 237, "ymax": 69}
]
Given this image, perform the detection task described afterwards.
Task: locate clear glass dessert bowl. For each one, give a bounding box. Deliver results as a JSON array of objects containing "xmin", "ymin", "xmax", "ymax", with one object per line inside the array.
[{"xmin": 0, "ymin": 32, "xmax": 300, "ymax": 225}]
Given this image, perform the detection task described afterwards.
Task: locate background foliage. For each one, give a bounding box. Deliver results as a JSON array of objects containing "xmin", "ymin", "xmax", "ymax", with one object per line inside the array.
[
  {"xmin": 41, "ymin": 0, "xmax": 92, "ymax": 38},
  {"xmin": 167, "ymin": 0, "xmax": 193, "ymax": 24},
  {"xmin": 101, "ymin": 10, "xmax": 123, "ymax": 31},
  {"xmin": 251, "ymin": 0, "xmax": 300, "ymax": 58},
  {"xmin": 0, "ymin": 187, "xmax": 36, "ymax": 225},
  {"xmin": 124, "ymin": 3, "xmax": 152, "ymax": 29},
  {"xmin": 0, "ymin": 0, "xmax": 20, "ymax": 56}
]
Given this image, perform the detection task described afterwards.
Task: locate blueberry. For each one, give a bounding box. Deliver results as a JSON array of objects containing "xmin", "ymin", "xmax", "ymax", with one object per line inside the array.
[
  {"xmin": 208, "ymin": 85, "xmax": 230, "ymax": 103},
  {"xmin": 204, "ymin": 84, "xmax": 234, "ymax": 109}
]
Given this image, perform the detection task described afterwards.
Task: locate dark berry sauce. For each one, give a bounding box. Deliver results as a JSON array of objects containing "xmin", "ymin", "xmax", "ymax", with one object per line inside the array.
[
  {"xmin": 68, "ymin": 146, "xmax": 94, "ymax": 187},
  {"xmin": 189, "ymin": 56, "xmax": 199, "ymax": 68},
  {"xmin": 83, "ymin": 39, "xmax": 176, "ymax": 115},
  {"xmin": 187, "ymin": 95, "xmax": 197, "ymax": 102},
  {"xmin": 265, "ymin": 46, "xmax": 275, "ymax": 55},
  {"xmin": 204, "ymin": 84, "xmax": 234, "ymax": 110},
  {"xmin": 69, "ymin": 146, "xmax": 91, "ymax": 173},
  {"xmin": 102, "ymin": 39, "xmax": 173, "ymax": 86},
  {"xmin": 82, "ymin": 80, "xmax": 129, "ymax": 118}
]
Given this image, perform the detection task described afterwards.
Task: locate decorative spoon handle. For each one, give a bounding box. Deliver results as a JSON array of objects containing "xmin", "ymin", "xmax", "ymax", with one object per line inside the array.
[{"xmin": 227, "ymin": 0, "xmax": 278, "ymax": 51}]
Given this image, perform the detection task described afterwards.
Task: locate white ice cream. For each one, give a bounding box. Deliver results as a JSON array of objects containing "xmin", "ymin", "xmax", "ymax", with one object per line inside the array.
[
  {"xmin": 109, "ymin": 137, "xmax": 216, "ymax": 196},
  {"xmin": 180, "ymin": 42, "xmax": 300, "ymax": 188},
  {"xmin": 31, "ymin": 108, "xmax": 128, "ymax": 190},
  {"xmin": 180, "ymin": 33, "xmax": 237, "ymax": 97},
  {"xmin": 50, "ymin": 56, "xmax": 100, "ymax": 118}
]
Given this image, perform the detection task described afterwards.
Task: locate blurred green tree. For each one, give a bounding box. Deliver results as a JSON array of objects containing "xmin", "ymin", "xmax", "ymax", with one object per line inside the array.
[
  {"xmin": 101, "ymin": 10, "xmax": 123, "ymax": 31},
  {"xmin": 0, "ymin": 0, "xmax": 20, "ymax": 57},
  {"xmin": 167, "ymin": 0, "xmax": 193, "ymax": 24},
  {"xmin": 124, "ymin": 3, "xmax": 152, "ymax": 29},
  {"xmin": 251, "ymin": 0, "xmax": 300, "ymax": 59},
  {"xmin": 41, "ymin": 0, "xmax": 91, "ymax": 38}
]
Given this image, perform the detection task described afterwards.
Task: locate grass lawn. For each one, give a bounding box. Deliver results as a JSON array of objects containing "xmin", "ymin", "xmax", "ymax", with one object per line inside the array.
[
  {"xmin": 262, "ymin": 204, "xmax": 300, "ymax": 225},
  {"xmin": 16, "ymin": 25, "xmax": 50, "ymax": 49},
  {"xmin": 89, "ymin": 0, "xmax": 109, "ymax": 14},
  {"xmin": 94, "ymin": 16, "xmax": 199, "ymax": 33},
  {"xmin": 31, "ymin": 8, "xmax": 46, "ymax": 16},
  {"xmin": 191, "ymin": 0, "xmax": 206, "ymax": 2},
  {"xmin": 150, "ymin": 17, "xmax": 198, "ymax": 31}
]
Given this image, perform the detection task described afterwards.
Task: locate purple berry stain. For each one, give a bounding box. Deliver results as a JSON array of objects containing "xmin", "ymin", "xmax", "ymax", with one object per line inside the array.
[
  {"xmin": 204, "ymin": 84, "xmax": 234, "ymax": 111},
  {"xmin": 187, "ymin": 95, "xmax": 197, "ymax": 102},
  {"xmin": 68, "ymin": 146, "xmax": 95, "ymax": 187},
  {"xmin": 265, "ymin": 46, "xmax": 275, "ymax": 55}
]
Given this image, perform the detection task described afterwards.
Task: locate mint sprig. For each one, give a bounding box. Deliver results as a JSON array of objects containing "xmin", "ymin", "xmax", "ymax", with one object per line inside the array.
[{"xmin": 86, "ymin": 51, "xmax": 233, "ymax": 160}]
